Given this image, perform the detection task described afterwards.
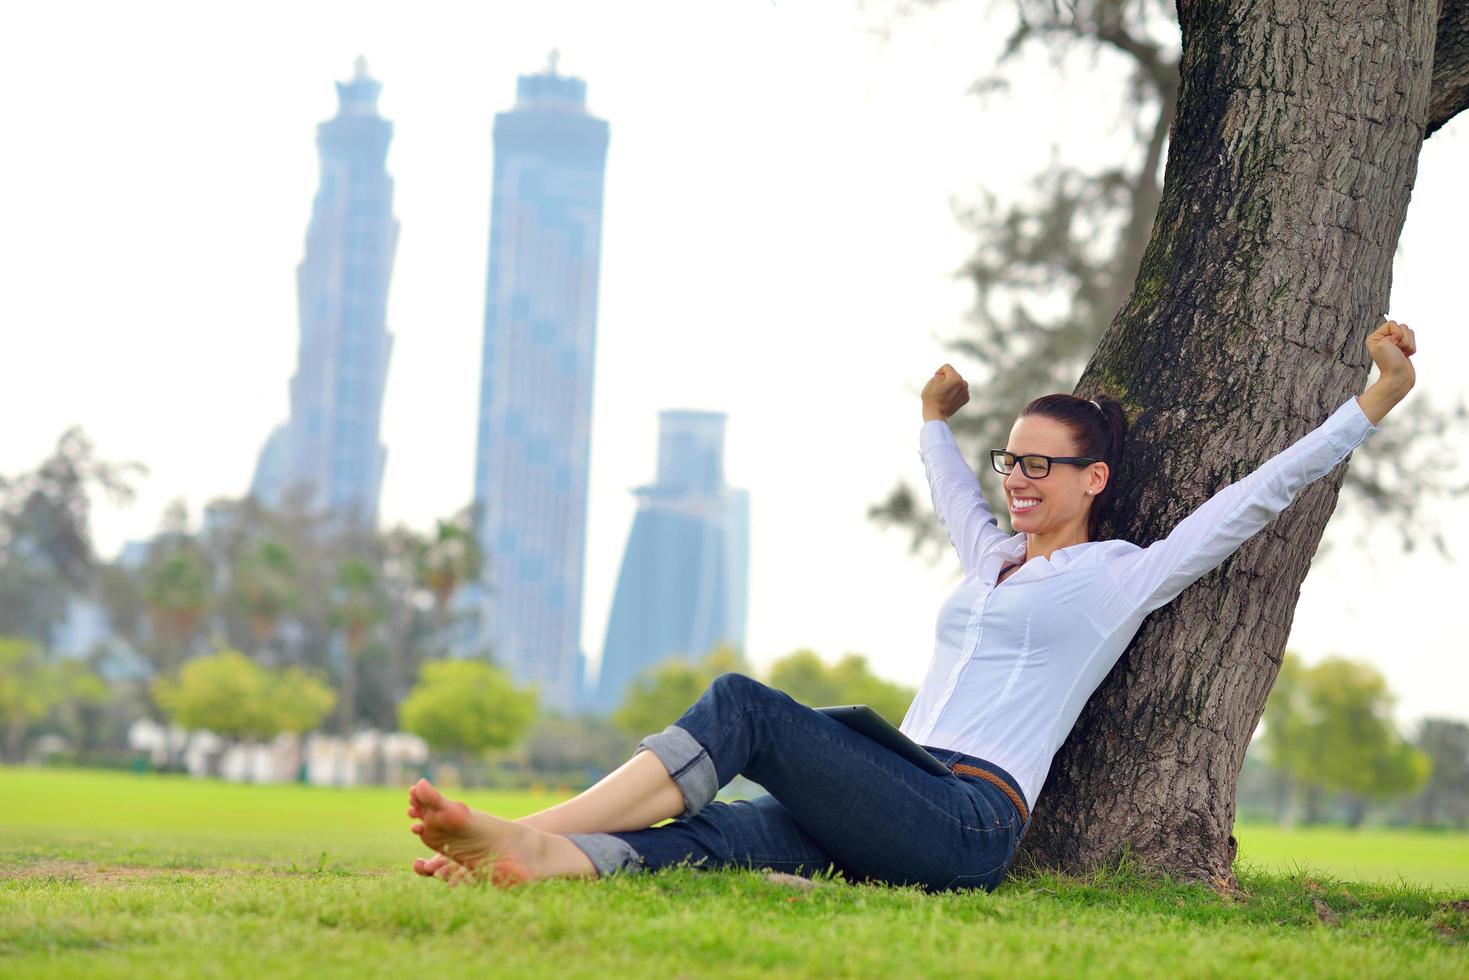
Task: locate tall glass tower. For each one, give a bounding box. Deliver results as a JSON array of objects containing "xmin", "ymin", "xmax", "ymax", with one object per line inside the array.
[
  {"xmin": 251, "ymin": 58, "xmax": 398, "ymax": 526},
  {"xmin": 594, "ymin": 411, "xmax": 750, "ymax": 713},
  {"xmin": 471, "ymin": 56, "xmax": 610, "ymax": 711}
]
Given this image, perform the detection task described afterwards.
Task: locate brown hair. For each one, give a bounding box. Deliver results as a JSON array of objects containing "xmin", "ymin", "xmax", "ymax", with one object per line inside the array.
[{"xmin": 1019, "ymin": 393, "xmax": 1128, "ymax": 540}]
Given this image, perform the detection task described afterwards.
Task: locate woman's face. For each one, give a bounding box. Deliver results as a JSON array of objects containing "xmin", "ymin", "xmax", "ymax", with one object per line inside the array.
[{"xmin": 1002, "ymin": 415, "xmax": 1108, "ymax": 537}]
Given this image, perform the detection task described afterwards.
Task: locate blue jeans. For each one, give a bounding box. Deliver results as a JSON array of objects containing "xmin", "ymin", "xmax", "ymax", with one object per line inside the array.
[{"xmin": 568, "ymin": 673, "xmax": 1028, "ymax": 892}]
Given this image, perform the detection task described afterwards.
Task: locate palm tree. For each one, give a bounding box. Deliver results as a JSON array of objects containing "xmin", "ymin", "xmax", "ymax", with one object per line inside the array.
[
  {"xmin": 142, "ymin": 547, "xmax": 212, "ymax": 671},
  {"xmin": 414, "ymin": 513, "xmax": 482, "ymax": 630},
  {"xmin": 232, "ymin": 539, "xmax": 298, "ymax": 654},
  {"xmin": 330, "ymin": 558, "xmax": 383, "ymax": 733}
]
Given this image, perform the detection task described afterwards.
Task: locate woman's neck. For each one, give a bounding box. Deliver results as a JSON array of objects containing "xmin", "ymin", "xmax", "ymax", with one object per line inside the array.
[{"xmin": 1025, "ymin": 524, "xmax": 1090, "ymax": 563}]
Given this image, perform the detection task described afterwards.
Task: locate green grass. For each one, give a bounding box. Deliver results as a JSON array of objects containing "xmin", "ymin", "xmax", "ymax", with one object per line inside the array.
[
  {"xmin": 3, "ymin": 768, "xmax": 1466, "ymax": 978},
  {"xmin": 1237, "ymin": 824, "xmax": 1469, "ymax": 890}
]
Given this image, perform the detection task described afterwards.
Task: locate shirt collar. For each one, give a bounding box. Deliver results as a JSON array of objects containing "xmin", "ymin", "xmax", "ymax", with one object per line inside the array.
[{"xmin": 983, "ymin": 534, "xmax": 1094, "ymax": 584}]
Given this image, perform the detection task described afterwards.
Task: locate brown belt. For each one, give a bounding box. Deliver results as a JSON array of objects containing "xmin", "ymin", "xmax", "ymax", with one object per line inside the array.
[{"xmin": 951, "ymin": 763, "xmax": 1029, "ymax": 824}]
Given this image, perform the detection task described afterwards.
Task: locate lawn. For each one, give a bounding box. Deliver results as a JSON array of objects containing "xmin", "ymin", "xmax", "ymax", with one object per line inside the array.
[
  {"xmin": 3, "ymin": 768, "xmax": 1466, "ymax": 978},
  {"xmin": 1236, "ymin": 824, "xmax": 1469, "ymax": 890}
]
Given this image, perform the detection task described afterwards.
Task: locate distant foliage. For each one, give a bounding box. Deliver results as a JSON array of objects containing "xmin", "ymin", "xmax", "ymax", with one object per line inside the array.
[
  {"xmin": 91, "ymin": 492, "xmax": 485, "ymax": 734},
  {"xmin": 267, "ymin": 667, "xmax": 339, "ymax": 736},
  {"xmin": 1412, "ymin": 719, "xmax": 1469, "ymax": 828},
  {"xmin": 611, "ymin": 646, "xmax": 915, "ymax": 738},
  {"xmin": 612, "ymin": 646, "xmax": 749, "ymax": 739},
  {"xmin": 413, "ymin": 516, "xmax": 482, "ymax": 628},
  {"xmin": 767, "ymin": 649, "xmax": 916, "ymax": 727},
  {"xmin": 151, "ymin": 650, "xmax": 335, "ymax": 743},
  {"xmin": 0, "ymin": 635, "xmax": 108, "ymax": 761},
  {"xmin": 522, "ymin": 713, "xmax": 635, "ymax": 784},
  {"xmin": 398, "ymin": 659, "xmax": 537, "ymax": 757},
  {"xmin": 0, "ymin": 429, "xmax": 142, "ymax": 645},
  {"xmin": 1255, "ymin": 653, "xmax": 1430, "ymax": 826}
]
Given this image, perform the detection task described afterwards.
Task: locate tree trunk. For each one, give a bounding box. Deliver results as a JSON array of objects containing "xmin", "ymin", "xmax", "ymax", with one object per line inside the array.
[
  {"xmin": 1270, "ymin": 767, "xmax": 1292, "ymax": 826},
  {"xmin": 1302, "ymin": 785, "xmax": 1325, "ymax": 826},
  {"xmin": 339, "ymin": 640, "xmax": 360, "ymax": 735},
  {"xmin": 1417, "ymin": 791, "xmax": 1438, "ymax": 828},
  {"xmin": 1020, "ymin": 0, "xmax": 1445, "ymax": 887},
  {"xmin": 5, "ymin": 722, "xmax": 24, "ymax": 764}
]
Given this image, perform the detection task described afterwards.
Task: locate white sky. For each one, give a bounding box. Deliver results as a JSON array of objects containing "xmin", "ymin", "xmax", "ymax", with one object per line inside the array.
[{"xmin": 2, "ymin": 1, "xmax": 1464, "ymax": 728}]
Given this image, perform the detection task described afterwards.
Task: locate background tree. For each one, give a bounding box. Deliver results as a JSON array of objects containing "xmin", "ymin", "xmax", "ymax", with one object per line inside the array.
[
  {"xmin": 414, "ymin": 511, "xmax": 482, "ymax": 631},
  {"xmin": 140, "ymin": 512, "xmax": 214, "ymax": 674},
  {"xmin": 93, "ymin": 494, "xmax": 479, "ymax": 736},
  {"xmin": 1256, "ymin": 653, "xmax": 1305, "ymax": 823},
  {"xmin": 263, "ymin": 666, "xmax": 337, "ymax": 740},
  {"xmin": 329, "ymin": 557, "xmax": 386, "ymax": 733},
  {"xmin": 861, "ymin": 0, "xmax": 1469, "ymax": 884},
  {"xmin": 521, "ymin": 713, "xmax": 636, "ymax": 788},
  {"xmin": 151, "ymin": 650, "xmax": 273, "ymax": 745},
  {"xmin": 0, "ymin": 428, "xmax": 142, "ymax": 644},
  {"xmin": 767, "ymin": 649, "xmax": 916, "ymax": 726},
  {"xmin": 228, "ymin": 538, "xmax": 300, "ymax": 655},
  {"xmin": 611, "ymin": 646, "xmax": 749, "ymax": 739},
  {"xmin": 1268, "ymin": 658, "xmax": 1429, "ymax": 827},
  {"xmin": 1411, "ymin": 719, "xmax": 1469, "ymax": 829},
  {"xmin": 0, "ymin": 636, "xmax": 108, "ymax": 762},
  {"xmin": 151, "ymin": 650, "xmax": 334, "ymax": 780},
  {"xmin": 873, "ymin": 0, "xmax": 1468, "ymax": 555},
  {"xmin": 197, "ymin": 495, "xmax": 335, "ymax": 674},
  {"xmin": 1302, "ymin": 659, "xmax": 1428, "ymax": 827},
  {"xmin": 398, "ymin": 659, "xmax": 537, "ymax": 780}
]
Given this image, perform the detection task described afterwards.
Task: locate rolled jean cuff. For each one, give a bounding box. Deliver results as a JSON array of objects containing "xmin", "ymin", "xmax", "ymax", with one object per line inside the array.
[
  {"xmin": 566, "ymin": 833, "xmax": 644, "ymax": 877},
  {"xmin": 639, "ymin": 724, "xmax": 718, "ymax": 818}
]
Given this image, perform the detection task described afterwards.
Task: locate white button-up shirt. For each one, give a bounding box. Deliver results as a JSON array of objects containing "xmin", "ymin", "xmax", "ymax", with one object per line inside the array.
[{"xmin": 899, "ymin": 397, "xmax": 1378, "ymax": 807}]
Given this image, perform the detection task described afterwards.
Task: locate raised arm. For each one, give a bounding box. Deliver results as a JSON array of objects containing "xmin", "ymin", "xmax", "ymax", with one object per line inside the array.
[
  {"xmin": 1109, "ymin": 319, "xmax": 1417, "ymax": 614},
  {"xmin": 920, "ymin": 364, "xmax": 1011, "ymax": 574}
]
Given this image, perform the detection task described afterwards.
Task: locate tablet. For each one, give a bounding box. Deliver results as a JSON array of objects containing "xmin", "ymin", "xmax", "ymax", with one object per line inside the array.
[{"xmin": 816, "ymin": 704, "xmax": 952, "ymax": 778}]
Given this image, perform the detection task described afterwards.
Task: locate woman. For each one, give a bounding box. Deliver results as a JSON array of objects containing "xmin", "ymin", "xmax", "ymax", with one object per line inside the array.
[{"xmin": 407, "ymin": 319, "xmax": 1418, "ymax": 891}]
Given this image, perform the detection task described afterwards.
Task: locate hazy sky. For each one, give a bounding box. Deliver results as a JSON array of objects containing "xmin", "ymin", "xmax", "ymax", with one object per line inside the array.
[{"xmin": 2, "ymin": 1, "xmax": 1464, "ymax": 727}]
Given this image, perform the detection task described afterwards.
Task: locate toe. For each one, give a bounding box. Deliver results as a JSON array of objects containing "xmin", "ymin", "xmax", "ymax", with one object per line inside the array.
[
  {"xmin": 435, "ymin": 861, "xmax": 463, "ymax": 884},
  {"xmin": 415, "ymin": 855, "xmax": 449, "ymax": 877},
  {"xmin": 411, "ymin": 779, "xmax": 446, "ymax": 811}
]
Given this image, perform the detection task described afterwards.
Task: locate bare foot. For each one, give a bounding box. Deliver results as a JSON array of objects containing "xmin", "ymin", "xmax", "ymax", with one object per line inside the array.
[{"xmin": 406, "ymin": 779, "xmax": 594, "ymax": 887}]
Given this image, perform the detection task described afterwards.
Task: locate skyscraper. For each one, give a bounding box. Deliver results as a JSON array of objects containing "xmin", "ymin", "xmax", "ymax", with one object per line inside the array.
[
  {"xmin": 251, "ymin": 58, "xmax": 398, "ymax": 525},
  {"xmin": 594, "ymin": 411, "xmax": 750, "ymax": 713},
  {"xmin": 471, "ymin": 56, "xmax": 610, "ymax": 711}
]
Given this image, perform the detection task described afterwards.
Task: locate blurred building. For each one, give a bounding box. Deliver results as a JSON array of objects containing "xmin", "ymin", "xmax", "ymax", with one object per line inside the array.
[
  {"xmin": 593, "ymin": 410, "xmax": 749, "ymax": 713},
  {"xmin": 469, "ymin": 55, "xmax": 611, "ymax": 712},
  {"xmin": 250, "ymin": 58, "xmax": 399, "ymax": 526}
]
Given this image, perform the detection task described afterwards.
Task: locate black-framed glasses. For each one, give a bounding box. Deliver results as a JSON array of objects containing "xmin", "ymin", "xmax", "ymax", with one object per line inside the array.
[{"xmin": 989, "ymin": 450, "xmax": 1099, "ymax": 479}]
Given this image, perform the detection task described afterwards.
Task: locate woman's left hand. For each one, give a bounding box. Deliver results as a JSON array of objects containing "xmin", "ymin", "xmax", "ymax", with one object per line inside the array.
[
  {"xmin": 1367, "ymin": 318, "xmax": 1417, "ymax": 390},
  {"xmin": 1358, "ymin": 318, "xmax": 1417, "ymax": 425}
]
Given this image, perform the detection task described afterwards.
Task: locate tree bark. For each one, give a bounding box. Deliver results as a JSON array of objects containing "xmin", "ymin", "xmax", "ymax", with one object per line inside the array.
[
  {"xmin": 1019, "ymin": 0, "xmax": 1449, "ymax": 886},
  {"xmin": 1429, "ymin": 0, "xmax": 1469, "ymax": 135}
]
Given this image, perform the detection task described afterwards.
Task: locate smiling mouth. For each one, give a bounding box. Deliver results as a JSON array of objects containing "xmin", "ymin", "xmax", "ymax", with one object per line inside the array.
[{"xmin": 1011, "ymin": 497, "xmax": 1041, "ymax": 512}]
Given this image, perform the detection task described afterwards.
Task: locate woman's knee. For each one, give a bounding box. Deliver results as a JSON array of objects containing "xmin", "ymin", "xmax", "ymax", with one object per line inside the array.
[{"xmin": 708, "ymin": 671, "xmax": 771, "ymax": 702}]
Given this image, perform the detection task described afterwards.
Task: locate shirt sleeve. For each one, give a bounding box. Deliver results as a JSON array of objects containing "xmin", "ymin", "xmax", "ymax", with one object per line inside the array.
[
  {"xmin": 1107, "ymin": 397, "xmax": 1378, "ymax": 615},
  {"xmin": 920, "ymin": 419, "xmax": 1012, "ymax": 575}
]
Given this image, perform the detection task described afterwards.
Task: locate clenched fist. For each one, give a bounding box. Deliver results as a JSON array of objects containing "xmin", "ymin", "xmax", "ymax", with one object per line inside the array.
[
  {"xmin": 921, "ymin": 364, "xmax": 970, "ymax": 422},
  {"xmin": 1366, "ymin": 318, "xmax": 1416, "ymax": 392},
  {"xmin": 1357, "ymin": 317, "xmax": 1419, "ymax": 426}
]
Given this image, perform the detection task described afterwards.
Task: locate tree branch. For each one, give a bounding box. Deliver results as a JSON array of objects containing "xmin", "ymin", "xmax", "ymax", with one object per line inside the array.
[{"xmin": 1429, "ymin": 0, "xmax": 1469, "ymax": 136}]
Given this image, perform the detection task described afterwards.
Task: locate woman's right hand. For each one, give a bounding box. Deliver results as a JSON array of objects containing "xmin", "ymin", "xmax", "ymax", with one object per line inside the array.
[{"xmin": 921, "ymin": 364, "xmax": 970, "ymax": 422}]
